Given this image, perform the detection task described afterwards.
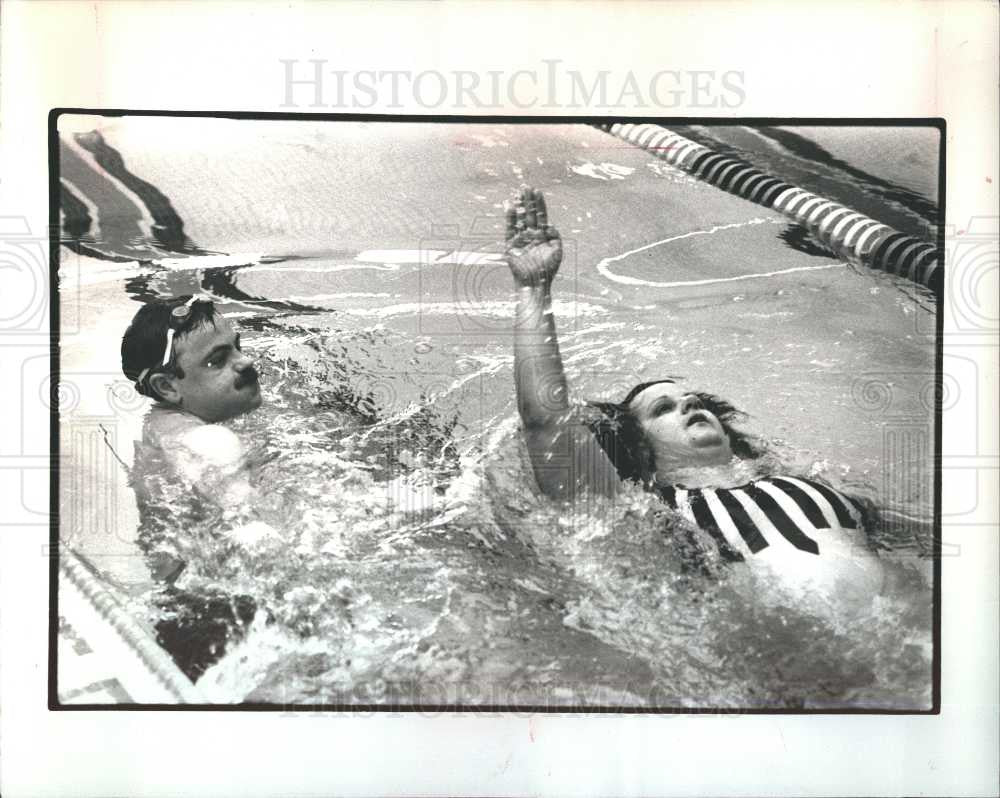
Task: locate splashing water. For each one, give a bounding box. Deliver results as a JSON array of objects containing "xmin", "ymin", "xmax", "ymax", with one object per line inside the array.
[
  {"xmin": 60, "ymin": 119, "xmax": 938, "ymax": 709},
  {"xmin": 135, "ymin": 313, "xmax": 933, "ymax": 710}
]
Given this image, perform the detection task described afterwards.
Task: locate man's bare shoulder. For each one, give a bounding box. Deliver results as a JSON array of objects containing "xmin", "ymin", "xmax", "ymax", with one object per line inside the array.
[
  {"xmin": 179, "ymin": 424, "xmax": 244, "ymax": 468},
  {"xmin": 143, "ymin": 404, "xmax": 244, "ymax": 477},
  {"xmin": 144, "ymin": 403, "xmax": 204, "ymax": 443}
]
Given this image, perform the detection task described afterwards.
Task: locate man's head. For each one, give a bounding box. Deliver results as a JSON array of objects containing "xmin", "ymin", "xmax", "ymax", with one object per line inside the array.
[{"xmin": 122, "ymin": 296, "xmax": 262, "ymax": 422}]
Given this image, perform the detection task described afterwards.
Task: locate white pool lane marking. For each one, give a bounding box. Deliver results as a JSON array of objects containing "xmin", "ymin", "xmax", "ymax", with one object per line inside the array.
[
  {"xmin": 62, "ymin": 134, "xmax": 158, "ymax": 241},
  {"xmin": 596, "ymin": 217, "xmax": 846, "ymax": 288},
  {"xmin": 60, "ymin": 178, "xmax": 104, "ymax": 241}
]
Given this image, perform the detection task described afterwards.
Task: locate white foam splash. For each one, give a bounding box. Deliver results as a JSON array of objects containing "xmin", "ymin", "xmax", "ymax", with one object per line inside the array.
[
  {"xmin": 243, "ymin": 262, "xmax": 399, "ymax": 275},
  {"xmin": 156, "ymin": 253, "xmax": 262, "ymax": 270},
  {"xmin": 356, "ymin": 249, "xmax": 505, "ymax": 266},
  {"xmin": 59, "ymin": 262, "xmax": 149, "ymax": 287},
  {"xmin": 570, "ymin": 161, "xmax": 636, "ymax": 181},
  {"xmin": 281, "ymin": 292, "xmax": 394, "ymax": 301}
]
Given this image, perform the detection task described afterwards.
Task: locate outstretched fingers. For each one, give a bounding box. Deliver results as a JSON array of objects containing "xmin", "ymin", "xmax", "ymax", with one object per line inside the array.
[
  {"xmin": 534, "ymin": 189, "xmax": 548, "ymax": 229},
  {"xmin": 515, "ymin": 201, "xmax": 527, "ymax": 235},
  {"xmin": 546, "ymin": 226, "xmax": 562, "ymax": 257},
  {"xmin": 506, "ymin": 187, "xmax": 555, "ymax": 250},
  {"xmin": 504, "ymin": 201, "xmax": 518, "ymax": 243},
  {"xmin": 518, "ymin": 188, "xmax": 535, "ymax": 230}
]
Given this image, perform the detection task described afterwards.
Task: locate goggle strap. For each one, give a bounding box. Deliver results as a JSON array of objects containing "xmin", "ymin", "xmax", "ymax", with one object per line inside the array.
[
  {"xmin": 134, "ymin": 295, "xmax": 207, "ymax": 389},
  {"xmin": 160, "ymin": 294, "xmax": 203, "ymax": 367},
  {"xmin": 161, "ymin": 328, "xmax": 177, "ymax": 366}
]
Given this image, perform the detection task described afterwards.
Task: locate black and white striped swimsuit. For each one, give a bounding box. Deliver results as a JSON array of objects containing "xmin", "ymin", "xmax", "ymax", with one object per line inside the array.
[{"xmin": 657, "ymin": 476, "xmax": 865, "ymax": 563}]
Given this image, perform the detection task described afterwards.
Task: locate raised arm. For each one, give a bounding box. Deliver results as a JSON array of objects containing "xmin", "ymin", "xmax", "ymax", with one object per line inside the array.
[
  {"xmin": 506, "ymin": 188, "xmax": 568, "ymax": 425},
  {"xmin": 505, "ymin": 188, "xmax": 619, "ymax": 500}
]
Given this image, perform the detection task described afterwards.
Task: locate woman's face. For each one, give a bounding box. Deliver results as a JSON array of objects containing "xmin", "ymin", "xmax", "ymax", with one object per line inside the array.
[{"xmin": 628, "ymin": 382, "xmax": 733, "ymax": 476}]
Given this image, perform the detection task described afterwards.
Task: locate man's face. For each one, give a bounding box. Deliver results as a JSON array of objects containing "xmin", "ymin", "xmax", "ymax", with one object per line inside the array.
[
  {"xmin": 629, "ymin": 382, "xmax": 732, "ymax": 475},
  {"xmin": 169, "ymin": 317, "xmax": 262, "ymax": 422}
]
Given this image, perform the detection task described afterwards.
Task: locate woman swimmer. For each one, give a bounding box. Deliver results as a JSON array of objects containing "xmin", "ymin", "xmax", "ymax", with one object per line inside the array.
[{"xmin": 504, "ymin": 187, "xmax": 883, "ymax": 606}]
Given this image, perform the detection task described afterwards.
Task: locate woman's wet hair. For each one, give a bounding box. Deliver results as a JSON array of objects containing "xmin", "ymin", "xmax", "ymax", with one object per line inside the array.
[
  {"xmin": 121, "ymin": 297, "xmax": 218, "ymax": 401},
  {"xmin": 588, "ymin": 379, "xmax": 763, "ymax": 486}
]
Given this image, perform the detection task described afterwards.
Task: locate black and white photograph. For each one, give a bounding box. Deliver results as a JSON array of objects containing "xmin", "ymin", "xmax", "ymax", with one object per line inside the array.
[
  {"xmin": 55, "ymin": 114, "xmax": 941, "ymax": 710},
  {"xmin": 2, "ymin": 2, "xmax": 997, "ymax": 796}
]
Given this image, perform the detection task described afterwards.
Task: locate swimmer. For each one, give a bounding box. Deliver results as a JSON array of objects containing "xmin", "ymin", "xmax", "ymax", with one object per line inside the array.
[
  {"xmin": 504, "ymin": 187, "xmax": 883, "ymax": 609},
  {"xmin": 121, "ymin": 295, "xmax": 264, "ymax": 580},
  {"xmin": 121, "ymin": 295, "xmax": 267, "ymax": 677}
]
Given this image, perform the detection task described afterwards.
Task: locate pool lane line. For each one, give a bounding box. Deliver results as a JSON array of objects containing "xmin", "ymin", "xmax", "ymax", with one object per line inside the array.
[
  {"xmin": 749, "ymin": 126, "xmax": 940, "ymax": 228},
  {"xmin": 595, "ymin": 123, "xmax": 941, "ymax": 297},
  {"xmin": 71, "ymin": 131, "xmax": 194, "ymax": 253},
  {"xmin": 59, "ymin": 178, "xmax": 99, "ymax": 241},
  {"xmin": 59, "ymin": 549, "xmax": 206, "ymax": 704},
  {"xmin": 60, "ymin": 135, "xmax": 152, "ymax": 256},
  {"xmin": 599, "ymin": 257, "xmax": 845, "ymax": 289},
  {"xmin": 59, "ymin": 130, "xmax": 216, "ymax": 264},
  {"xmin": 596, "ymin": 216, "xmax": 847, "ymax": 288}
]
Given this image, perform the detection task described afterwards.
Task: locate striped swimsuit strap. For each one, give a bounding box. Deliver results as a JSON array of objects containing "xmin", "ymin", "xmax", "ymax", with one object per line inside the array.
[{"xmin": 657, "ymin": 476, "xmax": 862, "ymax": 562}]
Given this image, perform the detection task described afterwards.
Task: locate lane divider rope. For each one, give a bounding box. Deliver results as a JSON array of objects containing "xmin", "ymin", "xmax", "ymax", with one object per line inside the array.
[
  {"xmin": 596, "ymin": 123, "xmax": 942, "ymax": 296},
  {"xmin": 59, "ymin": 549, "xmax": 206, "ymax": 704}
]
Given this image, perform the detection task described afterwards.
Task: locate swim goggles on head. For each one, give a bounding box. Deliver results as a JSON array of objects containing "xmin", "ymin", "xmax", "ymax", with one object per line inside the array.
[{"xmin": 134, "ymin": 294, "xmax": 207, "ymax": 387}]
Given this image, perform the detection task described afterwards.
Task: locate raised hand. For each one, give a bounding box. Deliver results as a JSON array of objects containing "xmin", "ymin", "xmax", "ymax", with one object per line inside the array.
[{"xmin": 504, "ymin": 187, "xmax": 562, "ymax": 288}]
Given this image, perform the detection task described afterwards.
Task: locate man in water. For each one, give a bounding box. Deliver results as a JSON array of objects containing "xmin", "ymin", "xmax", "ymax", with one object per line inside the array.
[
  {"xmin": 121, "ymin": 294, "xmax": 263, "ymax": 580},
  {"xmin": 121, "ymin": 295, "xmax": 266, "ymax": 679}
]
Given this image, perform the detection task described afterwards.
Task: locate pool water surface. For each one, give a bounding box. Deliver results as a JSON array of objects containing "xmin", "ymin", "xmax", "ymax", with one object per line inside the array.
[{"xmin": 57, "ymin": 119, "xmax": 939, "ymax": 708}]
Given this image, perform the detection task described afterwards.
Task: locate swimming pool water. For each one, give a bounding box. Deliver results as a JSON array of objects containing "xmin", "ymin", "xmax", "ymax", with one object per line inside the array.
[
  {"xmin": 130, "ymin": 290, "xmax": 935, "ymax": 709},
  {"xmin": 59, "ymin": 120, "xmax": 938, "ymax": 708}
]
